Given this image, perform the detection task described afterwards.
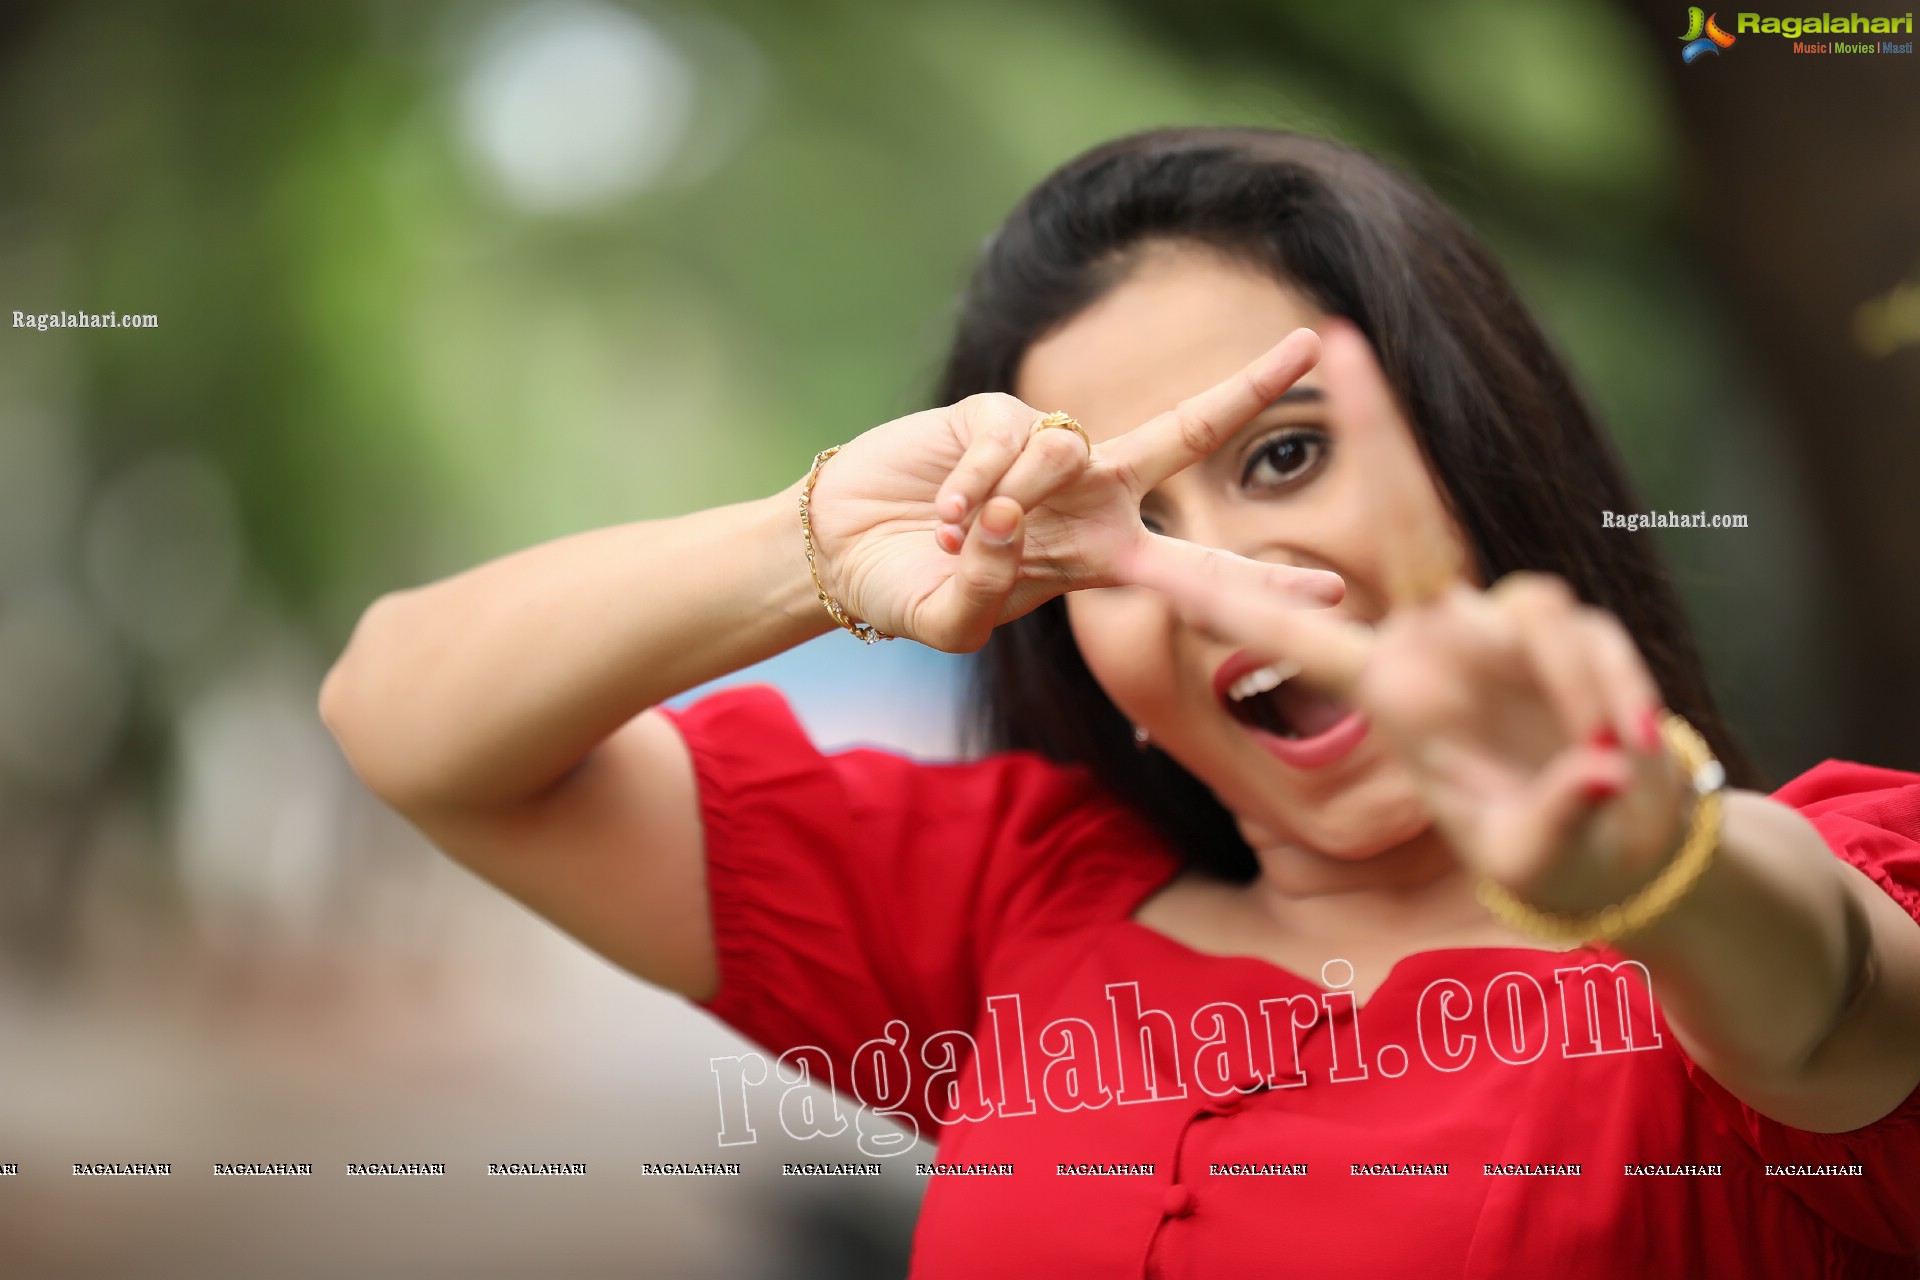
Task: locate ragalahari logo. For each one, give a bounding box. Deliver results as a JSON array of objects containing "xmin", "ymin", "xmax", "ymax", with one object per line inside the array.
[{"xmin": 1681, "ymin": 8, "xmax": 1738, "ymax": 60}]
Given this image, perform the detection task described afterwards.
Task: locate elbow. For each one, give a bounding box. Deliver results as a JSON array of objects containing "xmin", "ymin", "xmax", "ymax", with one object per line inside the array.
[
  {"xmin": 316, "ymin": 661, "xmax": 363, "ymax": 772},
  {"xmin": 318, "ymin": 591, "xmax": 423, "ymax": 806},
  {"xmin": 316, "ymin": 643, "xmax": 355, "ymax": 744},
  {"xmin": 1790, "ymin": 884, "xmax": 1882, "ymax": 1076}
]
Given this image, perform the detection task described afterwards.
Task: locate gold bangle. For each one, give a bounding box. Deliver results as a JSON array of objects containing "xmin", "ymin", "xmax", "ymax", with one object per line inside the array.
[
  {"xmin": 798, "ymin": 445, "xmax": 895, "ymax": 645},
  {"xmin": 1477, "ymin": 714, "xmax": 1726, "ymax": 945}
]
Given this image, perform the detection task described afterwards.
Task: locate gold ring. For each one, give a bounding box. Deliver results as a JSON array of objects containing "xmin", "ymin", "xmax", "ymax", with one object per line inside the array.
[{"xmin": 1031, "ymin": 411, "xmax": 1091, "ymax": 453}]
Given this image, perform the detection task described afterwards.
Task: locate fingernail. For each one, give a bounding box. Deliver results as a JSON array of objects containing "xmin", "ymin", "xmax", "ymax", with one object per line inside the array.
[
  {"xmin": 982, "ymin": 502, "xmax": 1018, "ymax": 542},
  {"xmin": 1589, "ymin": 725, "xmax": 1619, "ymax": 750},
  {"xmin": 1581, "ymin": 776, "xmax": 1623, "ymax": 803},
  {"xmin": 939, "ymin": 493, "xmax": 967, "ymax": 521},
  {"xmin": 1305, "ymin": 570, "xmax": 1345, "ymax": 604},
  {"xmin": 936, "ymin": 523, "xmax": 962, "ymax": 552},
  {"xmin": 1637, "ymin": 709, "xmax": 1662, "ymax": 753}
]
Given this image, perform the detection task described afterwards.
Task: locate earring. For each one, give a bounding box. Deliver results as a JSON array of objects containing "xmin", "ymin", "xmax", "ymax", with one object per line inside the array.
[{"xmin": 1132, "ymin": 724, "xmax": 1151, "ymax": 751}]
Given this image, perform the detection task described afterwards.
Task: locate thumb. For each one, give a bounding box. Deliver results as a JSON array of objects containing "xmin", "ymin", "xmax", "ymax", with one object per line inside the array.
[{"xmin": 1479, "ymin": 745, "xmax": 1632, "ymax": 890}]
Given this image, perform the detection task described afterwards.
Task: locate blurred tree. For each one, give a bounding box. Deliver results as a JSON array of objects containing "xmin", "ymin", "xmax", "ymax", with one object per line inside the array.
[{"xmin": 1616, "ymin": 0, "xmax": 1920, "ymax": 773}]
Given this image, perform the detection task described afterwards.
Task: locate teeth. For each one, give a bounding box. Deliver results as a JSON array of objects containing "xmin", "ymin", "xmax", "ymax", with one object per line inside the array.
[{"xmin": 1227, "ymin": 661, "xmax": 1302, "ymax": 702}]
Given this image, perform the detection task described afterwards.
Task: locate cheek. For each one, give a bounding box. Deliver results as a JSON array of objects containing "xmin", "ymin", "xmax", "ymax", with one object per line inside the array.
[
  {"xmin": 1314, "ymin": 455, "xmax": 1476, "ymax": 606},
  {"xmin": 1063, "ymin": 587, "xmax": 1177, "ymax": 722}
]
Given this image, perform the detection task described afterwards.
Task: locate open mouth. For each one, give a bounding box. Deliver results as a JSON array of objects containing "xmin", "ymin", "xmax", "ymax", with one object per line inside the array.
[
  {"xmin": 1222, "ymin": 661, "xmax": 1351, "ymax": 739},
  {"xmin": 1216, "ymin": 653, "xmax": 1371, "ymax": 769}
]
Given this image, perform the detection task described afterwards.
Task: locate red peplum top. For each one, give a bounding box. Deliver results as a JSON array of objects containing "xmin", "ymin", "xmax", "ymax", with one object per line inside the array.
[{"xmin": 659, "ymin": 684, "xmax": 1920, "ymax": 1279}]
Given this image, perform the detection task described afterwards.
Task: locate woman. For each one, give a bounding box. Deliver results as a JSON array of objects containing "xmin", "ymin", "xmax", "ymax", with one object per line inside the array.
[{"xmin": 318, "ymin": 128, "xmax": 1920, "ymax": 1277}]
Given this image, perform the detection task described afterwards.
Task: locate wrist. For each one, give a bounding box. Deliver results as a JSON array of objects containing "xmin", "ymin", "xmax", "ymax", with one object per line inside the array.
[
  {"xmin": 1546, "ymin": 747, "xmax": 1695, "ymax": 914},
  {"xmin": 1479, "ymin": 714, "xmax": 1725, "ymax": 945},
  {"xmin": 797, "ymin": 444, "xmax": 897, "ymax": 645},
  {"xmin": 753, "ymin": 476, "xmax": 840, "ymax": 645}
]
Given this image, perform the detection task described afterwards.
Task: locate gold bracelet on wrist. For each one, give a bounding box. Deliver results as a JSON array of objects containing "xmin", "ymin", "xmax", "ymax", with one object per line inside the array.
[
  {"xmin": 1477, "ymin": 713, "xmax": 1727, "ymax": 946},
  {"xmin": 798, "ymin": 445, "xmax": 895, "ymax": 645}
]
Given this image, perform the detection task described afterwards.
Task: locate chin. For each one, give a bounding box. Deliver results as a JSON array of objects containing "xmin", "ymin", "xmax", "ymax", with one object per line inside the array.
[{"xmin": 1235, "ymin": 773, "xmax": 1432, "ymax": 862}]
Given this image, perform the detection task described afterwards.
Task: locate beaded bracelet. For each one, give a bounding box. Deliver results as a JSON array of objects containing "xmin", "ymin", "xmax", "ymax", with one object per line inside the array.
[{"xmin": 798, "ymin": 445, "xmax": 895, "ymax": 645}]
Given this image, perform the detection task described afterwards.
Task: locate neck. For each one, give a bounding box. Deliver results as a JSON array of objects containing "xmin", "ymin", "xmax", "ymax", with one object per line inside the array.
[{"xmin": 1234, "ymin": 823, "xmax": 1492, "ymax": 948}]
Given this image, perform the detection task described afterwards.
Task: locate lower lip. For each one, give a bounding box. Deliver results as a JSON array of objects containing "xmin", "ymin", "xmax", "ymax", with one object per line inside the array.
[{"xmin": 1242, "ymin": 711, "xmax": 1371, "ymax": 770}]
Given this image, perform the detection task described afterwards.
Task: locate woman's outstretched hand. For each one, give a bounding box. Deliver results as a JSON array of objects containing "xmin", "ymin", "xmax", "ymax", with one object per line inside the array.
[
  {"xmin": 1127, "ymin": 320, "xmax": 1692, "ymax": 916},
  {"xmin": 802, "ymin": 329, "xmax": 1346, "ymax": 653}
]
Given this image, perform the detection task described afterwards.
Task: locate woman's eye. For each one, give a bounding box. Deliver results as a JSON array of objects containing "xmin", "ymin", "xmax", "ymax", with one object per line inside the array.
[{"xmin": 1242, "ymin": 430, "xmax": 1326, "ymax": 490}]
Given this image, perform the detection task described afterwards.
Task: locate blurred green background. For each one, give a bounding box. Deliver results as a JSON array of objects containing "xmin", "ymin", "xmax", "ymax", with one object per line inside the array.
[{"xmin": 0, "ymin": 0, "xmax": 1915, "ymax": 1275}]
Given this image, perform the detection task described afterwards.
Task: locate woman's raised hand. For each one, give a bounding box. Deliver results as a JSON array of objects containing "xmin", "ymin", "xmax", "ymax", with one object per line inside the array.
[
  {"xmin": 1126, "ymin": 320, "xmax": 1691, "ymax": 916},
  {"xmin": 802, "ymin": 328, "xmax": 1345, "ymax": 653}
]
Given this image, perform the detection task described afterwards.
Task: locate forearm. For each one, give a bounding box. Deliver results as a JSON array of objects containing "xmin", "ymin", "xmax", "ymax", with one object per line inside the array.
[
  {"xmin": 1619, "ymin": 789, "xmax": 1920, "ymax": 1130},
  {"xmin": 320, "ymin": 475, "xmax": 830, "ymax": 808}
]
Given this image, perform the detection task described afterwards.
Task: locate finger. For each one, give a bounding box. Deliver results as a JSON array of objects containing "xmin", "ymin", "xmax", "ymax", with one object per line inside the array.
[
  {"xmin": 1411, "ymin": 734, "xmax": 1512, "ymax": 832},
  {"xmin": 1577, "ymin": 612, "xmax": 1664, "ymax": 754},
  {"xmin": 984, "ymin": 417, "xmax": 1093, "ymax": 513},
  {"xmin": 1492, "ymin": 574, "xmax": 1610, "ymax": 745},
  {"xmin": 1119, "ymin": 533, "xmax": 1347, "ymax": 607},
  {"xmin": 921, "ymin": 496, "xmax": 1025, "ymax": 650},
  {"xmin": 1355, "ymin": 590, "xmax": 1513, "ymax": 741},
  {"xmin": 934, "ymin": 395, "xmax": 1038, "ymax": 550},
  {"xmin": 1316, "ymin": 320, "xmax": 1470, "ymax": 611},
  {"xmin": 1117, "ymin": 536, "xmax": 1371, "ymax": 692},
  {"xmin": 1101, "ymin": 327, "xmax": 1321, "ymax": 494},
  {"xmin": 1479, "ymin": 744, "xmax": 1632, "ymax": 888}
]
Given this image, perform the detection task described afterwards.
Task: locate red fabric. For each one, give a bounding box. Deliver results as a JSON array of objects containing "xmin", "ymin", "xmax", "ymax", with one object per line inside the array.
[{"xmin": 660, "ymin": 685, "xmax": 1920, "ymax": 1279}]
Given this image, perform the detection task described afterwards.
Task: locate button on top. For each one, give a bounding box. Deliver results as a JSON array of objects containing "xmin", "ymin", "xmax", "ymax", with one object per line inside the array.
[
  {"xmin": 1203, "ymin": 1077, "xmax": 1266, "ymax": 1113},
  {"xmin": 1161, "ymin": 1184, "xmax": 1197, "ymax": 1218}
]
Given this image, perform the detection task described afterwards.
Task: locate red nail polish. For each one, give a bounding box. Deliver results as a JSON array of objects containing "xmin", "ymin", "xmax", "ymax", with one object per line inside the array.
[
  {"xmin": 1582, "ymin": 776, "xmax": 1623, "ymax": 803},
  {"xmin": 1637, "ymin": 709, "xmax": 1662, "ymax": 752},
  {"xmin": 1589, "ymin": 725, "xmax": 1619, "ymax": 750}
]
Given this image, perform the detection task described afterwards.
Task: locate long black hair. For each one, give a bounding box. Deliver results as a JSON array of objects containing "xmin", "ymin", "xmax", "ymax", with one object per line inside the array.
[{"xmin": 934, "ymin": 126, "xmax": 1759, "ymax": 881}]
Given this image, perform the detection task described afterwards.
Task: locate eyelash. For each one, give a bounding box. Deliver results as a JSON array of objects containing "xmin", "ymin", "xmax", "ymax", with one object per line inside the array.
[
  {"xmin": 1128, "ymin": 426, "xmax": 1328, "ymax": 537},
  {"xmin": 1241, "ymin": 426, "xmax": 1328, "ymax": 491},
  {"xmin": 1139, "ymin": 427, "xmax": 1329, "ymax": 535}
]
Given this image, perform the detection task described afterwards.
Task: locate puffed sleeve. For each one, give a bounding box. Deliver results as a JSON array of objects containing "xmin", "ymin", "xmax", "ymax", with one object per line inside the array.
[
  {"xmin": 1678, "ymin": 760, "xmax": 1920, "ymax": 1257},
  {"xmin": 655, "ymin": 683, "xmax": 1175, "ymax": 1140}
]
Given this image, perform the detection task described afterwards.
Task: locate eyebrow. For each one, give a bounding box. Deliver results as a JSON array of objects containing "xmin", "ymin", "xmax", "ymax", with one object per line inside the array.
[
  {"xmin": 1269, "ymin": 387, "xmax": 1323, "ymax": 407},
  {"xmin": 1204, "ymin": 386, "xmax": 1323, "ymax": 471}
]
